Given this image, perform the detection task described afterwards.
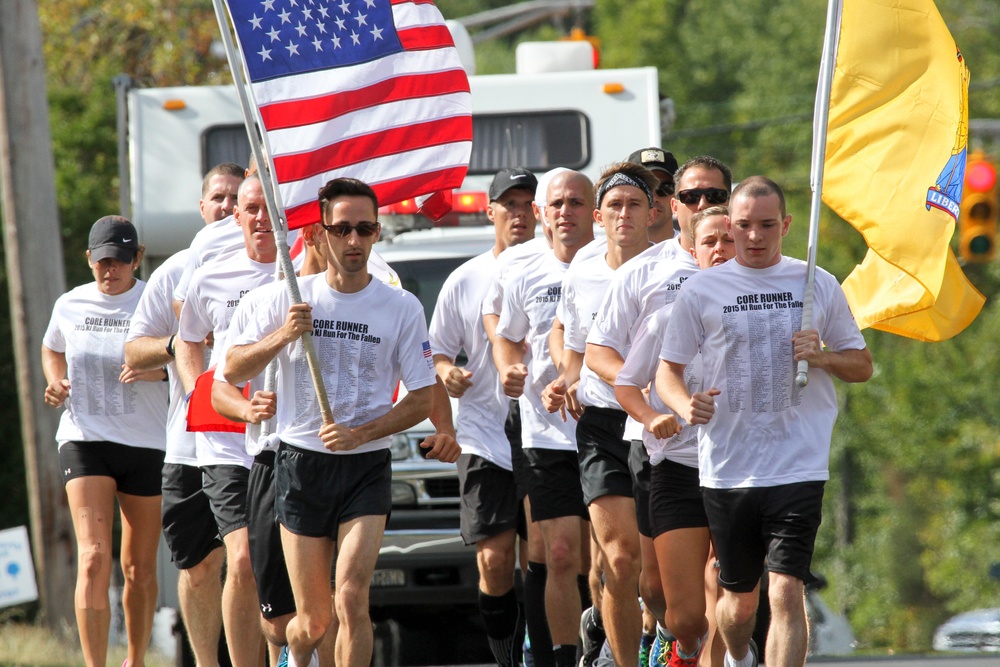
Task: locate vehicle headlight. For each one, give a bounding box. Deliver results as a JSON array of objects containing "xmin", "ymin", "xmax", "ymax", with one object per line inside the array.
[
  {"xmin": 391, "ymin": 481, "xmax": 418, "ymax": 507},
  {"xmin": 389, "ymin": 433, "xmax": 411, "ymax": 461}
]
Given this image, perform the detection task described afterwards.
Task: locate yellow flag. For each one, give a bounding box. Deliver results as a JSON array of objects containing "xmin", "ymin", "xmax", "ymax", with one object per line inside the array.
[{"xmin": 822, "ymin": 0, "xmax": 985, "ymax": 342}]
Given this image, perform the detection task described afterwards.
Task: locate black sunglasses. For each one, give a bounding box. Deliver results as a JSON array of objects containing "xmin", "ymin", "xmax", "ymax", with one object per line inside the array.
[
  {"xmin": 676, "ymin": 188, "xmax": 729, "ymax": 206},
  {"xmin": 321, "ymin": 222, "xmax": 379, "ymax": 238},
  {"xmin": 655, "ymin": 181, "xmax": 675, "ymax": 197}
]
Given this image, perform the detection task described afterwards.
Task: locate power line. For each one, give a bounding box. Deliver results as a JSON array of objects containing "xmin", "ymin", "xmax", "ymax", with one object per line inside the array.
[{"xmin": 665, "ymin": 112, "xmax": 812, "ymax": 139}]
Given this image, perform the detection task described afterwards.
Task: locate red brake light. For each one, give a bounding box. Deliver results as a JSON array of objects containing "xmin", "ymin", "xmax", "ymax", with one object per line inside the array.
[
  {"xmin": 380, "ymin": 199, "xmax": 420, "ymax": 215},
  {"xmin": 452, "ymin": 191, "xmax": 488, "ymax": 213}
]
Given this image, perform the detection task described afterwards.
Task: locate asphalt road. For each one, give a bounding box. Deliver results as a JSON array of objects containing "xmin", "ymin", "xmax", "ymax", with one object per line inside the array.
[
  {"xmin": 436, "ymin": 656, "xmax": 1000, "ymax": 667},
  {"xmin": 802, "ymin": 657, "xmax": 999, "ymax": 667}
]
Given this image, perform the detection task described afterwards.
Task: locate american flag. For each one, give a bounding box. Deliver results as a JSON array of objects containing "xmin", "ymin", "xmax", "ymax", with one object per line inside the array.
[{"xmin": 225, "ymin": 0, "xmax": 473, "ymax": 229}]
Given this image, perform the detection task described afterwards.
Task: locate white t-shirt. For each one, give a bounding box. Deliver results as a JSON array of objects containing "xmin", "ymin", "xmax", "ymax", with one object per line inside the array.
[
  {"xmin": 589, "ymin": 238, "xmax": 697, "ymax": 439},
  {"xmin": 127, "ymin": 249, "xmax": 198, "ymax": 464},
  {"xmin": 178, "ymin": 253, "xmax": 277, "ymax": 365},
  {"xmin": 179, "ymin": 252, "xmax": 277, "ymax": 467},
  {"xmin": 213, "ymin": 285, "xmax": 275, "ymax": 457},
  {"xmin": 231, "ymin": 274, "xmax": 436, "ymax": 455},
  {"xmin": 173, "ymin": 216, "xmax": 245, "ymax": 303},
  {"xmin": 496, "ymin": 251, "xmax": 575, "ymax": 451},
  {"xmin": 43, "ymin": 280, "xmax": 167, "ymax": 451},
  {"xmin": 616, "ymin": 306, "xmax": 699, "ymax": 468},
  {"xmin": 660, "ymin": 257, "xmax": 867, "ymax": 489},
  {"xmin": 213, "ymin": 257, "xmax": 403, "ymax": 458},
  {"xmin": 561, "ymin": 252, "xmax": 620, "ymax": 410},
  {"xmin": 568, "ymin": 235, "xmax": 606, "ymax": 267},
  {"xmin": 429, "ymin": 250, "xmax": 512, "ymax": 469},
  {"xmin": 481, "ymin": 236, "xmax": 549, "ymax": 319},
  {"xmin": 588, "ymin": 238, "xmax": 698, "ymax": 357}
]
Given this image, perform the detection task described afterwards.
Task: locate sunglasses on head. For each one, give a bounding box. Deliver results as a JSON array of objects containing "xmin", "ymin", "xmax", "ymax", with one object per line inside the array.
[
  {"xmin": 321, "ymin": 222, "xmax": 379, "ymax": 238},
  {"xmin": 676, "ymin": 188, "xmax": 729, "ymax": 206}
]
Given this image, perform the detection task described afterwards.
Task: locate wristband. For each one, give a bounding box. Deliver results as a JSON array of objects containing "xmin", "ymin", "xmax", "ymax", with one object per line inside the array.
[{"xmin": 166, "ymin": 334, "xmax": 176, "ymax": 358}]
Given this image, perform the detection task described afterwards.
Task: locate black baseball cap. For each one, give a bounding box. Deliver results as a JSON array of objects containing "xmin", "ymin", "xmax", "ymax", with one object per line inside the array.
[
  {"xmin": 489, "ymin": 168, "xmax": 539, "ymax": 202},
  {"xmin": 88, "ymin": 215, "xmax": 139, "ymax": 263},
  {"xmin": 627, "ymin": 147, "xmax": 679, "ymax": 178}
]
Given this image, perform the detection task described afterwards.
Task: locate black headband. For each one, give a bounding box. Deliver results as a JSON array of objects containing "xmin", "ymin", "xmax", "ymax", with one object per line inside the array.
[{"xmin": 596, "ymin": 172, "xmax": 654, "ymax": 209}]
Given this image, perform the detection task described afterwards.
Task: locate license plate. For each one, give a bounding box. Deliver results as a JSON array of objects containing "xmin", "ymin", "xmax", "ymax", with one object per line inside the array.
[{"xmin": 370, "ymin": 569, "xmax": 406, "ymax": 587}]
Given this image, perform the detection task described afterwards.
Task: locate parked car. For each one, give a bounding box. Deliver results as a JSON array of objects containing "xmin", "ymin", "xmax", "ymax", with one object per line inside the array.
[
  {"xmin": 753, "ymin": 571, "xmax": 856, "ymax": 659},
  {"xmin": 805, "ymin": 582, "xmax": 857, "ymax": 656},
  {"xmin": 933, "ymin": 608, "xmax": 1000, "ymax": 652}
]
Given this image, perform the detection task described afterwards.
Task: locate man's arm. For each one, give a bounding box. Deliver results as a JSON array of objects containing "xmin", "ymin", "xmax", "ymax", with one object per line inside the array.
[
  {"xmin": 419, "ymin": 377, "xmax": 460, "ymax": 463},
  {"xmin": 792, "ymin": 330, "xmax": 873, "ymax": 383},
  {"xmin": 614, "ymin": 383, "xmax": 679, "ymax": 440},
  {"xmin": 210, "ymin": 380, "xmax": 277, "ymax": 425},
  {"xmin": 548, "ymin": 316, "xmax": 565, "ymax": 372},
  {"xmin": 542, "ymin": 348, "xmax": 584, "ymax": 420},
  {"xmin": 433, "ymin": 353, "xmax": 473, "ymax": 398},
  {"xmin": 585, "ymin": 342, "xmax": 625, "ymax": 386},
  {"xmin": 224, "ymin": 302, "xmax": 313, "ymax": 385},
  {"xmin": 319, "ymin": 384, "xmax": 434, "ymax": 452},
  {"xmin": 174, "ymin": 338, "xmax": 207, "ymax": 395},
  {"xmin": 124, "ymin": 334, "xmax": 174, "ymax": 372},
  {"xmin": 482, "ymin": 313, "xmax": 500, "ymax": 347},
  {"xmin": 655, "ymin": 359, "xmax": 719, "ymax": 426},
  {"xmin": 492, "ymin": 335, "xmax": 528, "ymax": 399}
]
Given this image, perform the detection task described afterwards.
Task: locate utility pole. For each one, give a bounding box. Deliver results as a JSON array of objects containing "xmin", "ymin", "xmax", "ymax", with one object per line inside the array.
[{"xmin": 0, "ymin": 0, "xmax": 76, "ymax": 632}]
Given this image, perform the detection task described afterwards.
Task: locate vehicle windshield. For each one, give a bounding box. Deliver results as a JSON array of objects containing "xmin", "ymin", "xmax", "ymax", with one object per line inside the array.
[{"xmin": 393, "ymin": 256, "xmax": 470, "ymax": 327}]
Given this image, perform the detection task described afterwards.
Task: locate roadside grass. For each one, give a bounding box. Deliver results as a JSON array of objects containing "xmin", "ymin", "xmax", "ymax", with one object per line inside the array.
[{"xmin": 0, "ymin": 621, "xmax": 172, "ymax": 667}]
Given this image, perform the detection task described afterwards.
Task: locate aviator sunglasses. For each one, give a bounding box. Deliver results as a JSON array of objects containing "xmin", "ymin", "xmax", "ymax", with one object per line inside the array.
[
  {"xmin": 676, "ymin": 187, "xmax": 729, "ymax": 206},
  {"xmin": 321, "ymin": 222, "xmax": 380, "ymax": 237}
]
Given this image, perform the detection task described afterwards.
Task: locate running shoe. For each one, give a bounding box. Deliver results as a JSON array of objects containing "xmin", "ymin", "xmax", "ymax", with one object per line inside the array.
[{"xmin": 578, "ymin": 606, "xmax": 606, "ymax": 667}]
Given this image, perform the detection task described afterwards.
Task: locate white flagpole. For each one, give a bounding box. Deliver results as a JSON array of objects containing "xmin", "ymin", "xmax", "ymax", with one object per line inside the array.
[
  {"xmin": 797, "ymin": 0, "xmax": 844, "ymax": 388},
  {"xmin": 211, "ymin": 0, "xmax": 335, "ymax": 423}
]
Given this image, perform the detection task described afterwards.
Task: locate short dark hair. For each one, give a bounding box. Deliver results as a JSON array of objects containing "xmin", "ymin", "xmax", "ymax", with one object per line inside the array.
[
  {"xmin": 595, "ymin": 161, "xmax": 660, "ymax": 203},
  {"xmin": 318, "ymin": 178, "xmax": 379, "ymax": 222},
  {"xmin": 674, "ymin": 156, "xmax": 733, "ymax": 193},
  {"xmin": 731, "ymin": 176, "xmax": 786, "ymax": 218},
  {"xmin": 202, "ymin": 162, "xmax": 245, "ymax": 196}
]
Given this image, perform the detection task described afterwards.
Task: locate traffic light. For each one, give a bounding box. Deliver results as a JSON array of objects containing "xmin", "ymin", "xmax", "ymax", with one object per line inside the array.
[{"xmin": 959, "ymin": 151, "xmax": 998, "ymax": 263}]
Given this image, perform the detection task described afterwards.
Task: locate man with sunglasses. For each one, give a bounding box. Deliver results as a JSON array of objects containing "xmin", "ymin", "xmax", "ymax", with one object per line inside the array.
[
  {"xmin": 671, "ymin": 156, "xmax": 734, "ymax": 249},
  {"xmin": 223, "ymin": 177, "xmax": 441, "ymax": 667},
  {"xmin": 627, "ymin": 147, "xmax": 680, "ymax": 244},
  {"xmin": 584, "ymin": 155, "xmax": 734, "ymax": 664}
]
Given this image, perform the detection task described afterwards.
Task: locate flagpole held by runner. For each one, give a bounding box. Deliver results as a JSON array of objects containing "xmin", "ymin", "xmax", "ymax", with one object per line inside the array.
[
  {"xmin": 211, "ymin": 0, "xmax": 335, "ymax": 424},
  {"xmin": 798, "ymin": 0, "xmax": 843, "ymax": 388}
]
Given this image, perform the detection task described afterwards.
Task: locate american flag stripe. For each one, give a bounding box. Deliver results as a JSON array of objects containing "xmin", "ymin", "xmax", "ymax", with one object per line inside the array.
[
  {"xmin": 226, "ymin": 0, "xmax": 471, "ymax": 230},
  {"xmin": 251, "ymin": 48, "xmax": 464, "ymax": 107},
  {"xmin": 274, "ymin": 116, "xmax": 472, "ymax": 181},
  {"xmin": 259, "ymin": 70, "xmax": 470, "ymax": 130},
  {"xmin": 268, "ymin": 92, "xmax": 471, "ymax": 154},
  {"xmin": 279, "ymin": 140, "xmax": 471, "ymax": 206},
  {"xmin": 285, "ymin": 165, "xmax": 468, "ymax": 228},
  {"xmin": 397, "ymin": 25, "xmax": 455, "ymax": 50}
]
